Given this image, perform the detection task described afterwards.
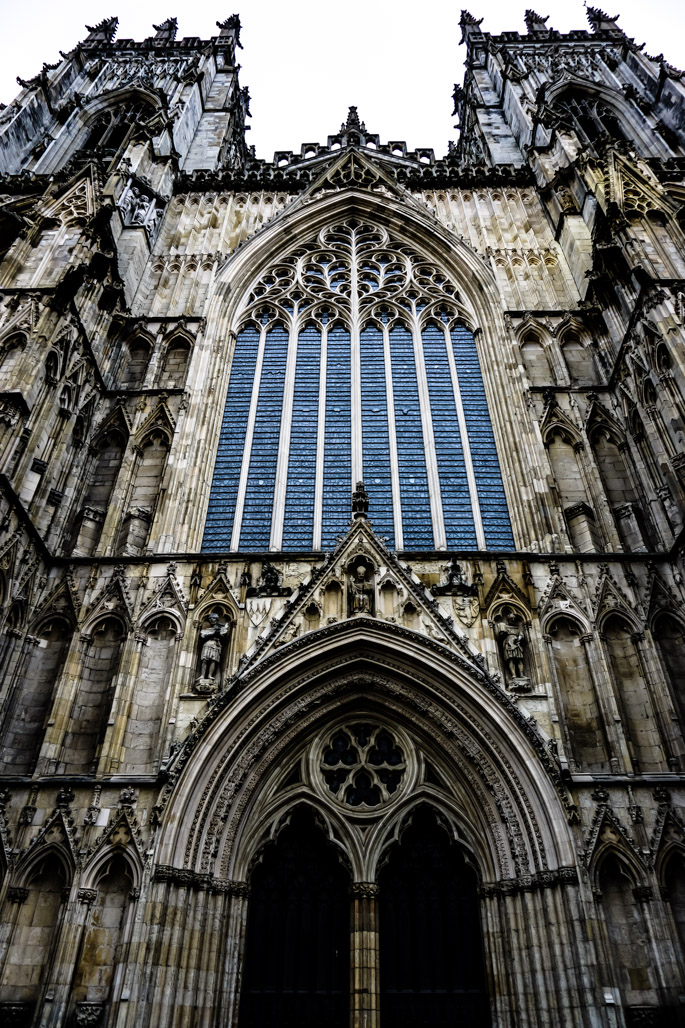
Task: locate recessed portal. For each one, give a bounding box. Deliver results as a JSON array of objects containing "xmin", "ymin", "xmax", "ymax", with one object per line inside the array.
[
  {"xmin": 379, "ymin": 806, "xmax": 490, "ymax": 1027},
  {"xmin": 239, "ymin": 807, "xmax": 350, "ymax": 1028}
]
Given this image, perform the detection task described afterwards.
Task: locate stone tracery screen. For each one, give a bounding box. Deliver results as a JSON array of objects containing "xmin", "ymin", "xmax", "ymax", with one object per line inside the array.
[{"xmin": 202, "ymin": 220, "xmax": 514, "ymax": 552}]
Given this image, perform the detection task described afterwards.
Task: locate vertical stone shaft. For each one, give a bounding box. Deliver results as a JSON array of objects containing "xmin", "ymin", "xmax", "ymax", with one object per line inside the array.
[{"xmin": 350, "ymin": 883, "xmax": 380, "ymax": 1028}]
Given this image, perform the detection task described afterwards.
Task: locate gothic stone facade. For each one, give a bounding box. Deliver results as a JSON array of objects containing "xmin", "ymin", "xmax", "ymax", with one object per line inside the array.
[{"xmin": 0, "ymin": 8, "xmax": 684, "ymax": 1028}]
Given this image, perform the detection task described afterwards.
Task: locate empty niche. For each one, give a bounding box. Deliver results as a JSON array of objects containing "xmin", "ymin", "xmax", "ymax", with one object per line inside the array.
[
  {"xmin": 121, "ymin": 614, "xmax": 177, "ymax": 773},
  {"xmin": 380, "ymin": 580, "xmax": 398, "ymax": 618},
  {"xmin": 62, "ymin": 616, "xmax": 126, "ymax": 774},
  {"xmin": 0, "ymin": 615, "xmax": 72, "ymax": 774},
  {"xmin": 664, "ymin": 853, "xmax": 685, "ymax": 957},
  {"xmin": 598, "ymin": 856, "xmax": 655, "ymax": 1008},
  {"xmin": 159, "ymin": 334, "xmax": 191, "ymax": 389},
  {"xmin": 71, "ymin": 426, "xmax": 127, "ymax": 556},
  {"xmin": 519, "ymin": 332, "xmax": 552, "ymax": 387},
  {"xmin": 0, "ymin": 856, "xmax": 69, "ymax": 1009},
  {"xmin": 117, "ymin": 429, "xmax": 170, "ymax": 555},
  {"xmin": 119, "ymin": 335, "xmax": 152, "ymax": 388},
  {"xmin": 548, "ymin": 616, "xmax": 609, "ymax": 771},
  {"xmin": 70, "ymin": 855, "xmax": 134, "ymax": 1013},
  {"xmin": 603, "ymin": 614, "xmax": 664, "ymax": 772},
  {"xmin": 652, "ymin": 613, "xmax": 685, "ymax": 728},
  {"xmin": 560, "ymin": 331, "xmax": 598, "ymax": 386},
  {"xmin": 323, "ymin": 581, "xmax": 343, "ymax": 621}
]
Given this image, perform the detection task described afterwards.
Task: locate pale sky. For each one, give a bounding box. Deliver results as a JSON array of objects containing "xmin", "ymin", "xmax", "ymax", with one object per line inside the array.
[{"xmin": 1, "ymin": 1, "xmax": 684, "ymax": 161}]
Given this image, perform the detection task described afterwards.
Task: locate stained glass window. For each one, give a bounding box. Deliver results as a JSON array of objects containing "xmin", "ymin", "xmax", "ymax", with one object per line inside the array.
[{"xmin": 203, "ymin": 220, "xmax": 514, "ymax": 552}]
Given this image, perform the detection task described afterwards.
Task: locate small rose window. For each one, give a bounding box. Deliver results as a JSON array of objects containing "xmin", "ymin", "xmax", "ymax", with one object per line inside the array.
[{"xmin": 320, "ymin": 723, "xmax": 406, "ymax": 808}]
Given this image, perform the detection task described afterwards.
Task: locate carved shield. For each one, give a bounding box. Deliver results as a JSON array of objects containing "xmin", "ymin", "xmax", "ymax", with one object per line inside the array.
[
  {"xmin": 453, "ymin": 594, "xmax": 479, "ymax": 627},
  {"xmin": 247, "ymin": 597, "xmax": 272, "ymax": 626}
]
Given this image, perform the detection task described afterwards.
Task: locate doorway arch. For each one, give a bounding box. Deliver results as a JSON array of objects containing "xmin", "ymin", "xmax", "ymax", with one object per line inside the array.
[
  {"xmin": 378, "ymin": 804, "xmax": 490, "ymax": 1027},
  {"xmin": 239, "ymin": 805, "xmax": 350, "ymax": 1028}
]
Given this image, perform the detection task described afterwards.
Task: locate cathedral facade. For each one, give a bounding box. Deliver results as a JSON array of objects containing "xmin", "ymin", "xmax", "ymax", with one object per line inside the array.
[{"xmin": 0, "ymin": 6, "xmax": 684, "ymax": 1026}]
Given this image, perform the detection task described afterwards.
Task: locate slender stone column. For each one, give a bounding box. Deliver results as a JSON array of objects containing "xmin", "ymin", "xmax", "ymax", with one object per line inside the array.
[{"xmin": 350, "ymin": 882, "xmax": 380, "ymax": 1028}]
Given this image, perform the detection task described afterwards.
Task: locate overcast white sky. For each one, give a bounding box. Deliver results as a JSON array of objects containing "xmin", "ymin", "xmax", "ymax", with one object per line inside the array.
[{"xmin": 1, "ymin": 1, "xmax": 684, "ymax": 160}]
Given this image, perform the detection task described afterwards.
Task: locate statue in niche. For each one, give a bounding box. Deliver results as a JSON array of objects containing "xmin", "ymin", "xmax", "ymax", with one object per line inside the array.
[
  {"xmin": 496, "ymin": 610, "xmax": 531, "ymax": 692},
  {"xmin": 194, "ymin": 612, "xmax": 230, "ymax": 695},
  {"xmin": 348, "ymin": 561, "xmax": 375, "ymax": 617}
]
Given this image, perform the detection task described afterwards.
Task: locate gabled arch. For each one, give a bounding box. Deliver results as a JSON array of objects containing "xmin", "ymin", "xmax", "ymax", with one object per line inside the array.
[
  {"xmin": 547, "ymin": 75, "xmax": 657, "ymax": 153},
  {"xmin": 153, "ymin": 619, "xmax": 577, "ymax": 890}
]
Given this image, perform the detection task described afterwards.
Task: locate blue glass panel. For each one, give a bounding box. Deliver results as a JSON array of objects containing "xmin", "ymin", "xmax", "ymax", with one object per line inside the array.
[
  {"xmin": 388, "ymin": 326, "xmax": 433, "ymax": 549},
  {"xmin": 321, "ymin": 324, "xmax": 351, "ymax": 549},
  {"xmin": 360, "ymin": 326, "xmax": 394, "ymax": 547},
  {"xmin": 422, "ymin": 323, "xmax": 477, "ymax": 548},
  {"xmin": 450, "ymin": 324, "xmax": 514, "ymax": 548},
  {"xmin": 202, "ymin": 326, "xmax": 260, "ymax": 551},
  {"xmin": 282, "ymin": 324, "xmax": 321, "ymax": 549},
  {"xmin": 239, "ymin": 326, "xmax": 289, "ymax": 550}
]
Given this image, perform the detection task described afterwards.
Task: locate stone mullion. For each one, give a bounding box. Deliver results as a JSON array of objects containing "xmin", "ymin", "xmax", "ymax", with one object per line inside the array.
[
  {"xmin": 381, "ymin": 323, "xmax": 403, "ymax": 550},
  {"xmin": 443, "ymin": 321, "xmax": 485, "ymax": 548},
  {"xmin": 349, "ymin": 883, "xmax": 380, "ymax": 1028},
  {"xmin": 230, "ymin": 323, "xmax": 267, "ymax": 551},
  {"xmin": 269, "ymin": 312, "xmax": 298, "ymax": 551},
  {"xmin": 222, "ymin": 886, "xmax": 250, "ymax": 1028},
  {"xmin": 410, "ymin": 319, "xmax": 446, "ymax": 549},
  {"xmin": 312, "ymin": 324, "xmax": 327, "ymax": 550}
]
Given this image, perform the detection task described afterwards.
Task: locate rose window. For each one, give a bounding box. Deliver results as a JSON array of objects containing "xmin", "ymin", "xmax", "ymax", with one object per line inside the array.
[{"xmin": 320, "ymin": 723, "xmax": 406, "ymax": 808}]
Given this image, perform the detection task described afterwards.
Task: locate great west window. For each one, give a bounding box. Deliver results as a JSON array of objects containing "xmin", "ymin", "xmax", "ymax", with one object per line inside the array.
[{"xmin": 203, "ymin": 219, "xmax": 514, "ymax": 552}]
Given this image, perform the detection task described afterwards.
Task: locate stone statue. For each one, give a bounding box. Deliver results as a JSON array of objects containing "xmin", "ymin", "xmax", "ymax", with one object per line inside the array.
[
  {"xmin": 350, "ymin": 564, "xmax": 373, "ymax": 615},
  {"xmin": 352, "ymin": 481, "xmax": 369, "ymax": 518},
  {"xmin": 498, "ymin": 614, "xmax": 528, "ymax": 687},
  {"xmin": 195, "ymin": 613, "xmax": 229, "ymax": 692}
]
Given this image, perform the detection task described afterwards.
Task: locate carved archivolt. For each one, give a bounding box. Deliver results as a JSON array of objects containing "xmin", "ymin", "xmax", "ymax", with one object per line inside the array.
[{"xmin": 153, "ymin": 625, "xmax": 577, "ymax": 889}]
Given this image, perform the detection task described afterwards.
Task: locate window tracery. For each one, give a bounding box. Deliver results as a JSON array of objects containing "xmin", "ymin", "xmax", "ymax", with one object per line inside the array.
[
  {"xmin": 203, "ymin": 219, "xmax": 514, "ymax": 553},
  {"xmin": 319, "ymin": 723, "xmax": 406, "ymax": 808}
]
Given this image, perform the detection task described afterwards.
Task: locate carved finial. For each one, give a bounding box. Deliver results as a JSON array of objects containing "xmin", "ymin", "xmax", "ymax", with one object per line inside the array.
[
  {"xmin": 346, "ymin": 106, "xmax": 362, "ymax": 131},
  {"xmin": 585, "ymin": 5, "xmax": 621, "ymax": 33},
  {"xmin": 524, "ymin": 10, "xmax": 549, "ymax": 33},
  {"xmin": 352, "ymin": 481, "xmax": 369, "ymax": 519},
  {"xmin": 459, "ymin": 10, "xmax": 484, "ymax": 44},
  {"xmin": 84, "ymin": 16, "xmax": 119, "ymax": 43},
  {"xmin": 216, "ymin": 14, "xmax": 243, "ymax": 47},
  {"xmin": 153, "ymin": 17, "xmax": 179, "ymax": 41}
]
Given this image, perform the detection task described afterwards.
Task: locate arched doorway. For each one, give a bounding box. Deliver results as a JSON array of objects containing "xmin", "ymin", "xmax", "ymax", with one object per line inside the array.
[
  {"xmin": 379, "ymin": 806, "xmax": 490, "ymax": 1027},
  {"xmin": 239, "ymin": 806, "xmax": 350, "ymax": 1028}
]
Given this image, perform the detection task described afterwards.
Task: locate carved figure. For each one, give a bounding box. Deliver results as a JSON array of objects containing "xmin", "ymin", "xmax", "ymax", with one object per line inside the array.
[
  {"xmin": 350, "ymin": 564, "xmax": 373, "ymax": 614},
  {"xmin": 499, "ymin": 614, "xmax": 526, "ymax": 680},
  {"xmin": 197, "ymin": 613, "xmax": 228, "ymax": 682},
  {"xmin": 352, "ymin": 481, "xmax": 369, "ymax": 518}
]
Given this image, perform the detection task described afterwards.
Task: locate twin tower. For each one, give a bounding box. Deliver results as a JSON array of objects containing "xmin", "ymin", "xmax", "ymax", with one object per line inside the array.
[{"xmin": 0, "ymin": 8, "xmax": 684, "ymax": 1028}]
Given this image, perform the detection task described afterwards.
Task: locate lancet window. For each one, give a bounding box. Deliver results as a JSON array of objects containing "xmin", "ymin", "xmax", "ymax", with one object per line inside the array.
[{"xmin": 203, "ymin": 220, "xmax": 513, "ymax": 552}]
